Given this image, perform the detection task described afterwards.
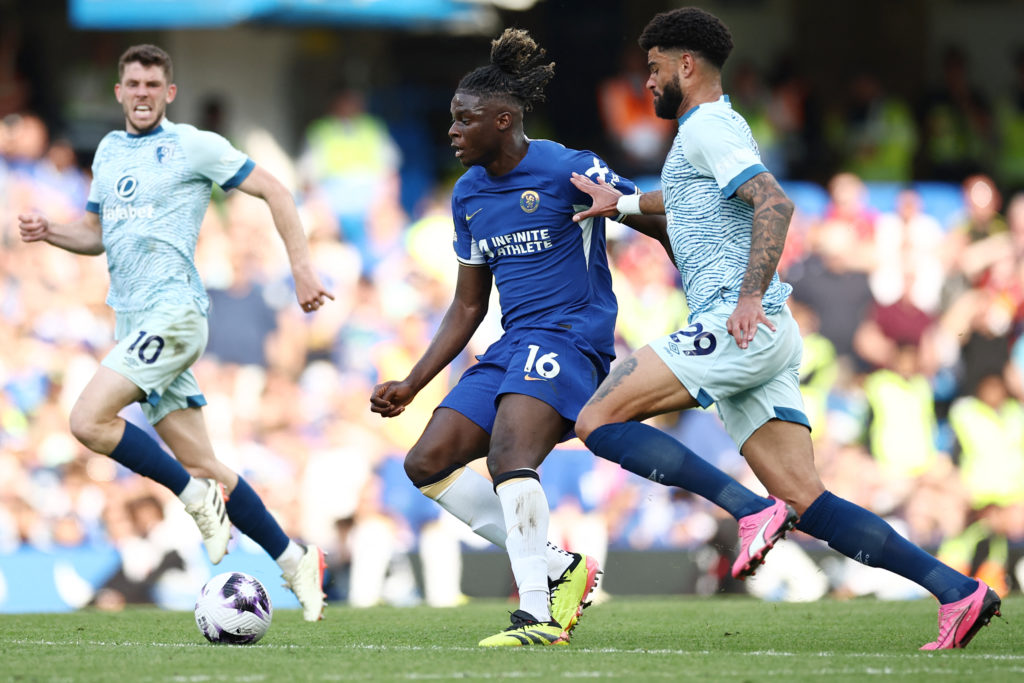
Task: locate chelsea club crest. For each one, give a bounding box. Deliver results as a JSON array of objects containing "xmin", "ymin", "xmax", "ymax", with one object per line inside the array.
[{"xmin": 520, "ymin": 190, "xmax": 539, "ymax": 213}]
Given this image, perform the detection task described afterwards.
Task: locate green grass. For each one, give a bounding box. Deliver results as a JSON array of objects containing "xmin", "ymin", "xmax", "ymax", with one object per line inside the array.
[{"xmin": 2, "ymin": 596, "xmax": 1022, "ymax": 682}]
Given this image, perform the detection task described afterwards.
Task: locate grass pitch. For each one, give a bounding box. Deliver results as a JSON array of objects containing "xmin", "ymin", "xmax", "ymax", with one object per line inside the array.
[{"xmin": 3, "ymin": 595, "xmax": 1021, "ymax": 682}]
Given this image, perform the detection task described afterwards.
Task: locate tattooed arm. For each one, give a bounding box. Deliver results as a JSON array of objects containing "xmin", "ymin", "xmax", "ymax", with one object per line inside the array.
[{"xmin": 727, "ymin": 172, "xmax": 794, "ymax": 349}]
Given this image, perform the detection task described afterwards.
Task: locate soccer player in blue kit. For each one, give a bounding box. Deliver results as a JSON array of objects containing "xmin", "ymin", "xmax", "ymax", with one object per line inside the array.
[
  {"xmin": 570, "ymin": 7, "xmax": 1001, "ymax": 650},
  {"xmin": 18, "ymin": 45, "xmax": 333, "ymax": 621},
  {"xmin": 371, "ymin": 29, "xmax": 667, "ymax": 646}
]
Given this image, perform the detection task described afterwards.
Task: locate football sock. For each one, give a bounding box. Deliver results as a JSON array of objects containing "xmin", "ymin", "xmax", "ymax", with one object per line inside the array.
[
  {"xmin": 275, "ymin": 541, "xmax": 305, "ymax": 575},
  {"xmin": 585, "ymin": 422, "xmax": 771, "ymax": 519},
  {"xmin": 224, "ymin": 476, "xmax": 289, "ymax": 559},
  {"xmin": 421, "ymin": 466, "xmax": 574, "ymax": 581},
  {"xmin": 426, "ymin": 466, "xmax": 508, "ymax": 546},
  {"xmin": 178, "ymin": 477, "xmax": 208, "ymax": 506},
  {"xmin": 495, "ymin": 470, "xmax": 551, "ymax": 622},
  {"xmin": 109, "ymin": 421, "xmax": 190, "ymax": 495},
  {"xmin": 796, "ymin": 491, "xmax": 978, "ymax": 604}
]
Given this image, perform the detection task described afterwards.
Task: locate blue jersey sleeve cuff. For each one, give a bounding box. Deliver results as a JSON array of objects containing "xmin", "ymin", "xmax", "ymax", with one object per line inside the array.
[
  {"xmin": 221, "ymin": 158, "xmax": 255, "ymax": 190},
  {"xmin": 722, "ymin": 164, "xmax": 768, "ymax": 198},
  {"xmin": 86, "ymin": 201, "xmax": 100, "ymax": 214}
]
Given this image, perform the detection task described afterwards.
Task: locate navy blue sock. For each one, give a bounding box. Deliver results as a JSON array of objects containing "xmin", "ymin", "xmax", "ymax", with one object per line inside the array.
[
  {"xmin": 796, "ymin": 491, "xmax": 977, "ymax": 604},
  {"xmin": 585, "ymin": 422, "xmax": 771, "ymax": 519},
  {"xmin": 225, "ymin": 477, "xmax": 290, "ymax": 559},
  {"xmin": 109, "ymin": 421, "xmax": 190, "ymax": 495}
]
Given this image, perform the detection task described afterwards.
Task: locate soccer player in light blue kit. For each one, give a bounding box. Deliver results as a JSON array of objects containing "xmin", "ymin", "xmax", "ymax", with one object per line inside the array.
[
  {"xmin": 18, "ymin": 45, "xmax": 333, "ymax": 621},
  {"xmin": 571, "ymin": 8, "xmax": 1001, "ymax": 650},
  {"xmin": 371, "ymin": 29, "xmax": 667, "ymax": 646}
]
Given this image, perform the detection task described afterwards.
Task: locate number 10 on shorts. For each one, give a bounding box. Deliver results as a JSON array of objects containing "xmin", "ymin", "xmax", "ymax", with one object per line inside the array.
[{"xmin": 524, "ymin": 344, "xmax": 561, "ymax": 378}]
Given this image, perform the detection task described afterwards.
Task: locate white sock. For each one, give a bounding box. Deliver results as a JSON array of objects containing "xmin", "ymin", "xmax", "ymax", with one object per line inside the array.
[
  {"xmin": 179, "ymin": 477, "xmax": 208, "ymax": 506},
  {"xmin": 275, "ymin": 540, "xmax": 305, "ymax": 575},
  {"xmin": 496, "ymin": 474, "xmax": 550, "ymax": 622},
  {"xmin": 434, "ymin": 468, "xmax": 508, "ymax": 547},
  {"xmin": 546, "ymin": 542, "xmax": 575, "ymax": 580},
  {"xmin": 430, "ymin": 468, "xmax": 575, "ymax": 581}
]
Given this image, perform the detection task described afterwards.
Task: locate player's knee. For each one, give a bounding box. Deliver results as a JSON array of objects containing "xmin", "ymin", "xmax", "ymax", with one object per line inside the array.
[
  {"xmin": 485, "ymin": 446, "xmax": 537, "ymax": 481},
  {"xmin": 68, "ymin": 406, "xmax": 105, "ymax": 451},
  {"xmin": 573, "ymin": 405, "xmax": 606, "ymax": 443},
  {"xmin": 404, "ymin": 443, "xmax": 447, "ymax": 485}
]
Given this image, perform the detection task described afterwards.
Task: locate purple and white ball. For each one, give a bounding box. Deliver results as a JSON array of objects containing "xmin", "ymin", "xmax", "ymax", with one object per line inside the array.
[{"xmin": 194, "ymin": 572, "xmax": 273, "ymax": 644}]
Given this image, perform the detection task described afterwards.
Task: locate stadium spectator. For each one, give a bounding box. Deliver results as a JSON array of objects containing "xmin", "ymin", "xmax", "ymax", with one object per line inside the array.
[
  {"xmin": 869, "ymin": 188, "xmax": 947, "ymax": 314},
  {"xmin": 789, "ymin": 218, "xmax": 875, "ymax": 368},
  {"xmin": 299, "ymin": 88, "xmax": 402, "ymax": 267},
  {"xmin": 994, "ymin": 49, "xmax": 1024, "ymax": 195},
  {"xmin": 829, "ymin": 72, "xmax": 917, "ymax": 182},
  {"xmin": 916, "ymin": 46, "xmax": 993, "ymax": 181}
]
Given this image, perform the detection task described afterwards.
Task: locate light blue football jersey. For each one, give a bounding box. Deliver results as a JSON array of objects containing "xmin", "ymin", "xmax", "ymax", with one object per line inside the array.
[
  {"xmin": 661, "ymin": 95, "xmax": 792, "ymax": 319},
  {"xmin": 86, "ymin": 120, "xmax": 254, "ymax": 314}
]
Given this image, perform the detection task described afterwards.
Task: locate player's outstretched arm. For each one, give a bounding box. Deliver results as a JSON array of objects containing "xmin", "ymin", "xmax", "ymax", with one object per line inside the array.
[
  {"xmin": 568, "ymin": 173, "xmax": 672, "ymax": 258},
  {"xmin": 570, "ymin": 173, "xmax": 666, "ymax": 222},
  {"xmin": 728, "ymin": 171, "xmax": 793, "ymax": 348},
  {"xmin": 371, "ymin": 263, "xmax": 492, "ymax": 418},
  {"xmin": 237, "ymin": 165, "xmax": 334, "ymax": 314},
  {"xmin": 18, "ymin": 212, "xmax": 104, "ymax": 255}
]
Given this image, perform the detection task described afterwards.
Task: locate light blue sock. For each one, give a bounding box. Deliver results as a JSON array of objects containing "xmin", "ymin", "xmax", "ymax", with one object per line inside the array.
[{"xmin": 585, "ymin": 422, "xmax": 771, "ymax": 519}]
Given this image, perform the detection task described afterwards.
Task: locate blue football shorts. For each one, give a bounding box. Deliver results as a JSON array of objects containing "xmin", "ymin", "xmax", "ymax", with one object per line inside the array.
[
  {"xmin": 439, "ymin": 327, "xmax": 609, "ymax": 439},
  {"xmin": 101, "ymin": 302, "xmax": 209, "ymax": 424},
  {"xmin": 649, "ymin": 301, "xmax": 810, "ymax": 448}
]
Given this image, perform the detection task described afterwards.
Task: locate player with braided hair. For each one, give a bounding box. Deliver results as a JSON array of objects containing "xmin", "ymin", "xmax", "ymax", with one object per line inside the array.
[{"xmin": 372, "ymin": 28, "xmax": 666, "ymax": 647}]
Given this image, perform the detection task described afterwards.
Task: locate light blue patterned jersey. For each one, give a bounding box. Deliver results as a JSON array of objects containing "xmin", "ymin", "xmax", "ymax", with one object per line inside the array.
[
  {"xmin": 86, "ymin": 120, "xmax": 254, "ymax": 314},
  {"xmin": 661, "ymin": 96, "xmax": 791, "ymax": 319}
]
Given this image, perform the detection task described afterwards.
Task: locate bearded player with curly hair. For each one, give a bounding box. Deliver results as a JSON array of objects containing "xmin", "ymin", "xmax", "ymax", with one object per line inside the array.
[{"xmin": 571, "ymin": 7, "xmax": 1001, "ymax": 650}]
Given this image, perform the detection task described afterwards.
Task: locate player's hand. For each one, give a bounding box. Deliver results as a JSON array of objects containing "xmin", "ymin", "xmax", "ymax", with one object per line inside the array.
[
  {"xmin": 18, "ymin": 213, "xmax": 51, "ymax": 242},
  {"xmin": 293, "ymin": 268, "xmax": 334, "ymax": 314},
  {"xmin": 370, "ymin": 380, "xmax": 415, "ymax": 418},
  {"xmin": 570, "ymin": 172, "xmax": 622, "ymax": 223},
  {"xmin": 726, "ymin": 295, "xmax": 775, "ymax": 349}
]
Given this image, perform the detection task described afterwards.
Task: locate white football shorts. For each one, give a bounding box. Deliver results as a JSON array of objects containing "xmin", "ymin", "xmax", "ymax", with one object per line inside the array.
[
  {"xmin": 649, "ymin": 300, "xmax": 809, "ymax": 448},
  {"xmin": 102, "ymin": 303, "xmax": 209, "ymax": 424}
]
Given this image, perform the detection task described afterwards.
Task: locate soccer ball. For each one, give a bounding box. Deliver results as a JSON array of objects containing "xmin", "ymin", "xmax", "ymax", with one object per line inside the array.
[{"xmin": 194, "ymin": 572, "xmax": 273, "ymax": 644}]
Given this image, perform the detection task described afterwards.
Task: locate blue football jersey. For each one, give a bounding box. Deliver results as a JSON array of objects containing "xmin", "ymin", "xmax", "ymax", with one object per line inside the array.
[
  {"xmin": 86, "ymin": 120, "xmax": 254, "ymax": 314},
  {"xmin": 451, "ymin": 139, "xmax": 635, "ymax": 360}
]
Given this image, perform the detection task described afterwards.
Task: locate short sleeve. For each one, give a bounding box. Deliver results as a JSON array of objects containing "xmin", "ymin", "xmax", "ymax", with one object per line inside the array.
[
  {"xmin": 568, "ymin": 150, "xmax": 637, "ymax": 203},
  {"xmin": 451, "ymin": 193, "xmax": 485, "ymax": 265},
  {"xmin": 681, "ymin": 110, "xmax": 767, "ymax": 198},
  {"xmin": 86, "ymin": 178, "xmax": 101, "ymax": 214},
  {"xmin": 86, "ymin": 137, "xmax": 109, "ymax": 213},
  {"xmin": 176, "ymin": 124, "xmax": 254, "ymax": 190}
]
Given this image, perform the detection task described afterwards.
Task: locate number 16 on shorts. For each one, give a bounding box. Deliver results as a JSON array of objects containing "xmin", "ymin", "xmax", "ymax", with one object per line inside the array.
[{"xmin": 524, "ymin": 344, "xmax": 561, "ymax": 379}]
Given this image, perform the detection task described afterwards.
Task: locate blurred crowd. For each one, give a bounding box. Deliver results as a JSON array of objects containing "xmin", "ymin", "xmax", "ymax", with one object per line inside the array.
[{"xmin": 2, "ymin": 43, "xmax": 1024, "ymax": 611}]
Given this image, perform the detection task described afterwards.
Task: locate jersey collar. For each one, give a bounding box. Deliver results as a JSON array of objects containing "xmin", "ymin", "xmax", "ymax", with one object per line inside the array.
[
  {"xmin": 678, "ymin": 94, "xmax": 730, "ymax": 126},
  {"xmin": 126, "ymin": 122, "xmax": 166, "ymax": 138}
]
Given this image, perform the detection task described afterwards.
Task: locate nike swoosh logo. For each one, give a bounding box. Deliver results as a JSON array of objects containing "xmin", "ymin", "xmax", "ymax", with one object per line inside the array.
[
  {"xmin": 749, "ymin": 510, "xmax": 777, "ymax": 556},
  {"xmin": 523, "ymin": 375, "xmax": 546, "ymax": 381},
  {"xmin": 466, "ymin": 208, "xmax": 483, "ymax": 221}
]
